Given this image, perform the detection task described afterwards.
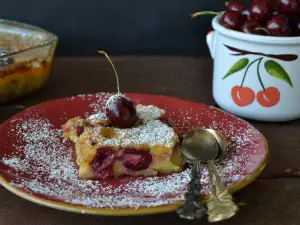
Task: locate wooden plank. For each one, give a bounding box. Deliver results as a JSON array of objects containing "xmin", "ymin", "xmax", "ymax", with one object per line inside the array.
[
  {"xmin": 1, "ymin": 178, "xmax": 300, "ymax": 225},
  {"xmin": 0, "ymin": 57, "xmax": 214, "ymax": 106}
]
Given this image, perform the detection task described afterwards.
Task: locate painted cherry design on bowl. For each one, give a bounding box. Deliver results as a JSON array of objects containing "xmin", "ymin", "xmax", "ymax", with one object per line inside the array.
[
  {"xmin": 257, "ymin": 87, "xmax": 280, "ymax": 107},
  {"xmin": 223, "ymin": 45, "xmax": 296, "ymax": 108},
  {"xmin": 231, "ymin": 86, "xmax": 255, "ymax": 107},
  {"xmin": 223, "ymin": 57, "xmax": 255, "ymax": 107}
]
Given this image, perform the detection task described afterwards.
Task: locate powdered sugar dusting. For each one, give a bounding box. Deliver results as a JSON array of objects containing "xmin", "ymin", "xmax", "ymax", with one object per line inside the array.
[
  {"xmin": 89, "ymin": 118, "xmax": 177, "ymax": 148},
  {"xmin": 136, "ymin": 105, "xmax": 165, "ymax": 122},
  {"xmin": 1, "ymin": 117, "xmax": 190, "ymax": 208},
  {"xmin": 84, "ymin": 104, "xmax": 174, "ymax": 148},
  {"xmin": 0, "ymin": 93, "xmax": 267, "ymax": 209},
  {"xmin": 88, "ymin": 93, "xmax": 112, "ymax": 114}
]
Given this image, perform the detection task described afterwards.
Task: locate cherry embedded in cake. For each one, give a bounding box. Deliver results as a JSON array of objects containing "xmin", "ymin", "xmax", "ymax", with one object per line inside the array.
[{"xmin": 62, "ymin": 104, "xmax": 184, "ymax": 180}]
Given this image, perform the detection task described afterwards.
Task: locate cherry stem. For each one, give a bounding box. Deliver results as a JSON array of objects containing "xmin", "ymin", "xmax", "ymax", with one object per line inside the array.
[
  {"xmin": 225, "ymin": 1, "xmax": 230, "ymax": 7},
  {"xmin": 255, "ymin": 27, "xmax": 271, "ymax": 36},
  {"xmin": 98, "ymin": 50, "xmax": 120, "ymax": 94},
  {"xmin": 241, "ymin": 58, "xmax": 262, "ymax": 87},
  {"xmin": 191, "ymin": 11, "xmax": 220, "ymax": 19},
  {"xmin": 257, "ymin": 57, "xmax": 265, "ymax": 90}
]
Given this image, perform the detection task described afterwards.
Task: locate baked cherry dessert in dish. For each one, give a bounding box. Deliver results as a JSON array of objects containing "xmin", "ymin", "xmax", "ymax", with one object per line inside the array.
[
  {"xmin": 62, "ymin": 51, "xmax": 183, "ymax": 180},
  {"xmin": 62, "ymin": 104, "xmax": 183, "ymax": 180}
]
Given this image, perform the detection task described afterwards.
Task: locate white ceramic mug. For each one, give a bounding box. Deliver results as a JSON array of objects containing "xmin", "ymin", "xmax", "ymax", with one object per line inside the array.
[{"xmin": 207, "ymin": 15, "xmax": 300, "ymax": 121}]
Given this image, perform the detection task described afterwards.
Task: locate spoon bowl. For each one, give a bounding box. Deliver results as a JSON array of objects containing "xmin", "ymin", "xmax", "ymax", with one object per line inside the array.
[
  {"xmin": 206, "ymin": 129, "xmax": 229, "ymax": 161},
  {"xmin": 181, "ymin": 128, "xmax": 218, "ymax": 163}
]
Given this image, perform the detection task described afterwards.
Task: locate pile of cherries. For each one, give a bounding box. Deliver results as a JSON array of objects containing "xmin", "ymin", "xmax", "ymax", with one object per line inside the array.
[{"xmin": 219, "ymin": 0, "xmax": 300, "ymax": 36}]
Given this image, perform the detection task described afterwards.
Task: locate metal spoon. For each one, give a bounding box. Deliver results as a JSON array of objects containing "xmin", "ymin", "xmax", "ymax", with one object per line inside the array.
[
  {"xmin": 205, "ymin": 129, "xmax": 239, "ymax": 223},
  {"xmin": 206, "ymin": 129, "xmax": 228, "ymax": 161},
  {"xmin": 176, "ymin": 128, "xmax": 219, "ymax": 220}
]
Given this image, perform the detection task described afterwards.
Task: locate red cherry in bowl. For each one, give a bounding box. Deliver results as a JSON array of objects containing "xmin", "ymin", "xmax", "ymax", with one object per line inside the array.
[
  {"xmin": 91, "ymin": 148, "xmax": 115, "ymax": 179},
  {"xmin": 257, "ymin": 87, "xmax": 280, "ymax": 107},
  {"xmin": 226, "ymin": 1, "xmax": 247, "ymax": 13},
  {"xmin": 240, "ymin": 19, "xmax": 267, "ymax": 35},
  {"xmin": 266, "ymin": 15, "xmax": 291, "ymax": 36},
  {"xmin": 221, "ymin": 11, "xmax": 245, "ymax": 30},
  {"xmin": 290, "ymin": 18, "xmax": 300, "ymax": 36},
  {"xmin": 231, "ymin": 86, "xmax": 255, "ymax": 107},
  {"xmin": 251, "ymin": 0, "xmax": 275, "ymax": 9},
  {"xmin": 241, "ymin": 9, "xmax": 251, "ymax": 19},
  {"xmin": 106, "ymin": 95, "xmax": 137, "ymax": 128},
  {"xmin": 250, "ymin": 0, "xmax": 272, "ymax": 22},
  {"xmin": 278, "ymin": 0, "xmax": 300, "ymax": 17},
  {"xmin": 121, "ymin": 149, "xmax": 153, "ymax": 171}
]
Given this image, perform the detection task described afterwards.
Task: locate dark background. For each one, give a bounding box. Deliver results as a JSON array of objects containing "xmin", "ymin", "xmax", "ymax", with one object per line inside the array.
[{"xmin": 2, "ymin": 0, "xmax": 249, "ymax": 56}]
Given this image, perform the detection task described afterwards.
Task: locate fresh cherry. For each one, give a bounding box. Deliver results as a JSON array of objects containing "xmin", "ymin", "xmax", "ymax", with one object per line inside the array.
[
  {"xmin": 91, "ymin": 148, "xmax": 115, "ymax": 179},
  {"xmin": 99, "ymin": 50, "xmax": 138, "ymax": 128},
  {"xmin": 226, "ymin": 1, "xmax": 247, "ymax": 13},
  {"xmin": 266, "ymin": 15, "xmax": 291, "ymax": 36},
  {"xmin": 251, "ymin": 0, "xmax": 276, "ymax": 9},
  {"xmin": 257, "ymin": 87, "xmax": 280, "ymax": 107},
  {"xmin": 242, "ymin": 9, "xmax": 251, "ymax": 19},
  {"xmin": 120, "ymin": 149, "xmax": 152, "ymax": 171},
  {"xmin": 290, "ymin": 18, "xmax": 300, "ymax": 36},
  {"xmin": 106, "ymin": 95, "xmax": 137, "ymax": 128},
  {"xmin": 240, "ymin": 19, "xmax": 266, "ymax": 35},
  {"xmin": 231, "ymin": 86, "xmax": 255, "ymax": 107},
  {"xmin": 221, "ymin": 11, "xmax": 245, "ymax": 30},
  {"xmin": 278, "ymin": 0, "xmax": 300, "ymax": 17},
  {"xmin": 294, "ymin": 12, "xmax": 300, "ymax": 21},
  {"xmin": 250, "ymin": 0, "xmax": 272, "ymax": 22}
]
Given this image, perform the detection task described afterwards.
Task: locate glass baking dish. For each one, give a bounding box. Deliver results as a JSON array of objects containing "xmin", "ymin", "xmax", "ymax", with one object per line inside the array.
[{"xmin": 0, "ymin": 19, "xmax": 58, "ymax": 103}]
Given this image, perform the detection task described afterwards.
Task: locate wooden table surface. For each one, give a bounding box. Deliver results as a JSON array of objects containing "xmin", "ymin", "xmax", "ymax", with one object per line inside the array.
[{"xmin": 1, "ymin": 57, "xmax": 300, "ymax": 225}]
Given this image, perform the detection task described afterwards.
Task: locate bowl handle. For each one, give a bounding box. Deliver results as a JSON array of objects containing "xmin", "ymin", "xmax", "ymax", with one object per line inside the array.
[{"xmin": 206, "ymin": 30, "xmax": 216, "ymax": 59}]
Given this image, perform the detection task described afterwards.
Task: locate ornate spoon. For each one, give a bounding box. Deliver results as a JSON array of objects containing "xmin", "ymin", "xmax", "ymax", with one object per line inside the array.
[
  {"xmin": 177, "ymin": 128, "xmax": 218, "ymax": 220},
  {"xmin": 205, "ymin": 129, "xmax": 239, "ymax": 223}
]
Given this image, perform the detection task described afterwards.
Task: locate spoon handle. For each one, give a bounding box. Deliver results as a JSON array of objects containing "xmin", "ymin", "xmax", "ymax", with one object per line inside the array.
[
  {"xmin": 176, "ymin": 161, "xmax": 207, "ymax": 220},
  {"xmin": 207, "ymin": 161, "xmax": 226, "ymax": 194},
  {"xmin": 206, "ymin": 160, "xmax": 239, "ymax": 222}
]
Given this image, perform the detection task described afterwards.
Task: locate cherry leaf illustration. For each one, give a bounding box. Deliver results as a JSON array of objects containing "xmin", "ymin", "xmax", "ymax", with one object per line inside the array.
[
  {"xmin": 223, "ymin": 58, "xmax": 249, "ymax": 79},
  {"xmin": 264, "ymin": 60, "xmax": 293, "ymax": 87}
]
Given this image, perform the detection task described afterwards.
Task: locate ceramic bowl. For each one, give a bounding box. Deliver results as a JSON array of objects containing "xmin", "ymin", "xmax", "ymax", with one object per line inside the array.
[{"xmin": 207, "ymin": 15, "xmax": 300, "ymax": 121}]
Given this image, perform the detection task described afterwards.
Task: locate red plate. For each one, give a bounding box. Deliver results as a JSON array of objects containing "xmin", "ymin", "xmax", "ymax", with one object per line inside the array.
[{"xmin": 0, "ymin": 93, "xmax": 268, "ymax": 215}]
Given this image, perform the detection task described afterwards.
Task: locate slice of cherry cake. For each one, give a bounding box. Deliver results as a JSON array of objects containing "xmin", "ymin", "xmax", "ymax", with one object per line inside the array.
[{"xmin": 62, "ymin": 104, "xmax": 184, "ymax": 180}]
